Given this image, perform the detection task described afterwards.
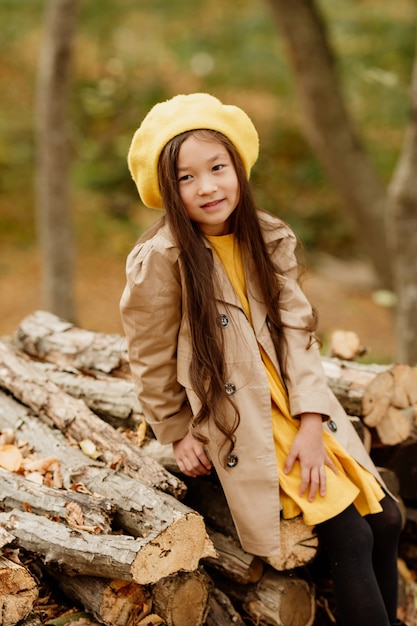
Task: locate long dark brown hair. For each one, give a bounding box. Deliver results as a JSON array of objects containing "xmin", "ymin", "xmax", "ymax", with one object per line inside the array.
[{"xmin": 151, "ymin": 130, "xmax": 294, "ymax": 463}]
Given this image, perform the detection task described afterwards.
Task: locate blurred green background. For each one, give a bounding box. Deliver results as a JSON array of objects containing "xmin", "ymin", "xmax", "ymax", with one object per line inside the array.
[{"xmin": 0, "ymin": 0, "xmax": 414, "ymax": 359}]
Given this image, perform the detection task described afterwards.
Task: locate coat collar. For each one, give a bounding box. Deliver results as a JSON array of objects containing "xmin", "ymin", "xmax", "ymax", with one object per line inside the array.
[{"xmin": 157, "ymin": 212, "xmax": 289, "ymax": 333}]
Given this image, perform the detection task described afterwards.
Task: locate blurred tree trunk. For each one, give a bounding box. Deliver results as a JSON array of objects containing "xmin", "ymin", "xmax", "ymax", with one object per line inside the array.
[
  {"xmin": 266, "ymin": 0, "xmax": 417, "ymax": 364},
  {"xmin": 387, "ymin": 30, "xmax": 417, "ymax": 363},
  {"xmin": 35, "ymin": 0, "xmax": 78, "ymax": 322}
]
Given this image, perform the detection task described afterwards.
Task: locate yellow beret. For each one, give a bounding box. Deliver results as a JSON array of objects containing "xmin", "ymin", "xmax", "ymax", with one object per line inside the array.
[{"xmin": 127, "ymin": 93, "xmax": 259, "ymax": 209}]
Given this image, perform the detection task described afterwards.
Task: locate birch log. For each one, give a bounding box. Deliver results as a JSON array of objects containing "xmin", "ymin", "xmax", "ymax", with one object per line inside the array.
[
  {"xmin": 27, "ymin": 359, "xmax": 142, "ymax": 426},
  {"xmin": 0, "ymin": 509, "xmax": 210, "ymax": 585},
  {"xmin": 0, "ymin": 467, "xmax": 114, "ymax": 534},
  {"xmin": 0, "ymin": 341, "xmax": 185, "ymax": 498},
  {"xmin": 14, "ymin": 310, "xmax": 130, "ymax": 377}
]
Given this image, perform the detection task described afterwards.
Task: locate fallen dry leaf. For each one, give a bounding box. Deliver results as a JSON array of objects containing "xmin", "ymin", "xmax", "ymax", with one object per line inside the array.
[
  {"xmin": 79, "ymin": 439, "xmax": 102, "ymax": 460},
  {"xmin": 0, "ymin": 444, "xmax": 23, "ymax": 471},
  {"xmin": 136, "ymin": 420, "xmax": 147, "ymax": 446},
  {"xmin": 65, "ymin": 502, "xmax": 84, "ymax": 527},
  {"xmin": 22, "ymin": 455, "xmax": 60, "ymax": 473}
]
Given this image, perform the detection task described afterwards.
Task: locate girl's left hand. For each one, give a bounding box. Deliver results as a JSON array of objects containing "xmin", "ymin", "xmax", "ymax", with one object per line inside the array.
[
  {"xmin": 173, "ymin": 432, "xmax": 212, "ymax": 478},
  {"xmin": 283, "ymin": 413, "xmax": 338, "ymax": 502}
]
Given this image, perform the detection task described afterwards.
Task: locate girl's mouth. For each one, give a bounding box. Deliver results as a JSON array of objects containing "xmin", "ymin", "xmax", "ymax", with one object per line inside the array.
[{"xmin": 201, "ymin": 199, "xmax": 223, "ymax": 209}]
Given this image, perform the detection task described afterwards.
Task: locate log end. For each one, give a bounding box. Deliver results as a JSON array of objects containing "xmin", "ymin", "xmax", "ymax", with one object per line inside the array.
[
  {"xmin": 266, "ymin": 516, "xmax": 318, "ymax": 571},
  {"xmin": 131, "ymin": 512, "xmax": 214, "ymax": 585}
]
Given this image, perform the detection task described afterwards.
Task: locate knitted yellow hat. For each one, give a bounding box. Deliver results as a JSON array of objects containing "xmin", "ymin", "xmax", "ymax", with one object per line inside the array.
[{"xmin": 127, "ymin": 93, "xmax": 259, "ymax": 209}]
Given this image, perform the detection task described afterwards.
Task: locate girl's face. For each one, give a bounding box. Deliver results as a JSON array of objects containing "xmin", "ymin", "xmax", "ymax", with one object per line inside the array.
[{"xmin": 177, "ymin": 134, "xmax": 240, "ymax": 236}]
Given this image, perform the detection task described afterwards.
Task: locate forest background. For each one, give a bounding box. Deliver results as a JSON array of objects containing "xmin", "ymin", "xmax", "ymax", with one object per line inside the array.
[{"xmin": 0, "ymin": 0, "xmax": 415, "ymax": 364}]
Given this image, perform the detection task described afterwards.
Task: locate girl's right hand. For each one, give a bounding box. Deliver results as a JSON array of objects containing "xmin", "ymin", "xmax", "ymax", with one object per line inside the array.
[{"xmin": 173, "ymin": 432, "xmax": 212, "ymax": 477}]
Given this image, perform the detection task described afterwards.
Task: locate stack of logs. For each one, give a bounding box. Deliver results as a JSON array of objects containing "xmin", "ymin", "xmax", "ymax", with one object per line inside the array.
[{"xmin": 0, "ymin": 311, "xmax": 416, "ymax": 626}]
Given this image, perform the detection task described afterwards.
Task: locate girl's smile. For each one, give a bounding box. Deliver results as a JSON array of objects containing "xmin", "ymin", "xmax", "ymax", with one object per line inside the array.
[{"xmin": 177, "ymin": 134, "xmax": 240, "ymax": 236}]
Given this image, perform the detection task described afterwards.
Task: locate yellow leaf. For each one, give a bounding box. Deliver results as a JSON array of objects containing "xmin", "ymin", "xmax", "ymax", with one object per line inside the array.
[
  {"xmin": 0, "ymin": 444, "xmax": 22, "ymax": 472},
  {"xmin": 136, "ymin": 420, "xmax": 147, "ymax": 446},
  {"xmin": 79, "ymin": 439, "xmax": 102, "ymax": 460}
]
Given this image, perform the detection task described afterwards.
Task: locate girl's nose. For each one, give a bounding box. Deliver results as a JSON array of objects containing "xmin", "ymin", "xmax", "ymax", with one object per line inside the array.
[{"xmin": 197, "ymin": 177, "xmax": 218, "ymax": 195}]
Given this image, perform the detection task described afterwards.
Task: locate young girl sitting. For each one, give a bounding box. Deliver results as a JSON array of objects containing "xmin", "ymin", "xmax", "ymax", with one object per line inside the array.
[{"xmin": 120, "ymin": 92, "xmax": 404, "ymax": 626}]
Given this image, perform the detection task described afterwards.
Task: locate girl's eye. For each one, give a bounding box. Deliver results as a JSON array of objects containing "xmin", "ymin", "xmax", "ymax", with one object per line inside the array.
[
  {"xmin": 213, "ymin": 164, "xmax": 224, "ymax": 172},
  {"xmin": 178, "ymin": 174, "xmax": 192, "ymax": 182}
]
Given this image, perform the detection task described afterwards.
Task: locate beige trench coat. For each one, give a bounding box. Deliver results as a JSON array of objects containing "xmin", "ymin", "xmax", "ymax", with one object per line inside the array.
[{"xmin": 120, "ymin": 212, "xmax": 384, "ymax": 557}]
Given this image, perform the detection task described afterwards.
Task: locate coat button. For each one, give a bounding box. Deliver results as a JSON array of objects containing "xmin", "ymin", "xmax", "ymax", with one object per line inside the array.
[
  {"xmin": 226, "ymin": 453, "xmax": 238, "ymax": 468},
  {"xmin": 217, "ymin": 313, "xmax": 229, "ymax": 328},
  {"xmin": 224, "ymin": 382, "xmax": 236, "ymax": 396},
  {"xmin": 328, "ymin": 419, "xmax": 338, "ymax": 433}
]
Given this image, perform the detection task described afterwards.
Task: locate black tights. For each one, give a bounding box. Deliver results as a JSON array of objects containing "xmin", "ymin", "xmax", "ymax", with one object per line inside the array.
[{"xmin": 315, "ymin": 495, "xmax": 403, "ymax": 626}]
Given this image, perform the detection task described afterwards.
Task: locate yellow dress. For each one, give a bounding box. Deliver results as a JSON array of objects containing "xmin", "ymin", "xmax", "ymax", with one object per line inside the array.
[{"xmin": 208, "ymin": 233, "xmax": 384, "ymax": 525}]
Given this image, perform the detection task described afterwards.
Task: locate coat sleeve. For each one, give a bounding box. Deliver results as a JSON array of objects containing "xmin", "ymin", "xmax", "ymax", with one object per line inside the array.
[
  {"xmin": 119, "ymin": 241, "xmax": 193, "ymax": 444},
  {"xmin": 274, "ymin": 228, "xmax": 332, "ymax": 419}
]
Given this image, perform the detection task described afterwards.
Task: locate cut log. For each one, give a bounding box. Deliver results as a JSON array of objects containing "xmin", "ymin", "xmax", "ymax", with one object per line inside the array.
[
  {"xmin": 0, "ymin": 509, "xmax": 209, "ymax": 585},
  {"xmin": 243, "ymin": 569, "xmax": 315, "ymax": 626},
  {"xmin": 68, "ymin": 465, "xmax": 216, "ymax": 560},
  {"xmin": 266, "ymin": 516, "xmax": 318, "ymax": 572},
  {"xmin": 321, "ymin": 357, "xmax": 390, "ymax": 416},
  {"xmin": 48, "ymin": 568, "xmax": 211, "ymax": 626},
  {"xmin": 0, "ymin": 554, "xmax": 39, "ymax": 626},
  {"xmin": 0, "ymin": 341, "xmax": 186, "ymax": 498},
  {"xmin": 0, "ymin": 392, "xmax": 215, "ymax": 568},
  {"xmin": 152, "ymin": 569, "xmax": 211, "ymax": 626},
  {"xmin": 204, "ymin": 527, "xmax": 264, "ymax": 584},
  {"xmin": 219, "ymin": 568, "xmax": 315, "ymax": 626},
  {"xmin": 204, "ymin": 587, "xmax": 245, "ymax": 626},
  {"xmin": 329, "ymin": 330, "xmax": 366, "ymax": 361},
  {"xmin": 27, "ymin": 359, "xmax": 143, "ymax": 427},
  {"xmin": 0, "ymin": 466, "xmax": 114, "ymax": 534},
  {"xmin": 362, "ymin": 364, "xmax": 417, "ymax": 445},
  {"xmin": 14, "ymin": 309, "xmax": 130, "ymax": 377},
  {"xmin": 51, "ymin": 573, "xmax": 152, "ymax": 626}
]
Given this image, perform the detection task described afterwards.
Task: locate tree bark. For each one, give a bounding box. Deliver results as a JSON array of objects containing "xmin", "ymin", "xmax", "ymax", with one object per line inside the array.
[
  {"xmin": 219, "ymin": 568, "xmax": 315, "ymax": 626},
  {"xmin": 0, "ymin": 509, "xmax": 209, "ymax": 586},
  {"xmin": 49, "ymin": 567, "xmax": 211, "ymax": 626},
  {"xmin": 0, "ymin": 555, "xmax": 39, "ymax": 626},
  {"xmin": 35, "ymin": 0, "xmax": 78, "ymax": 321},
  {"xmin": 0, "ymin": 467, "xmax": 114, "ymax": 534},
  {"xmin": 0, "ymin": 341, "xmax": 186, "ymax": 498},
  {"xmin": 387, "ymin": 27, "xmax": 417, "ymax": 364},
  {"xmin": 27, "ymin": 359, "xmax": 142, "ymax": 427},
  {"xmin": 265, "ymin": 0, "xmax": 392, "ymax": 289},
  {"xmin": 204, "ymin": 587, "xmax": 245, "ymax": 626},
  {"xmin": 50, "ymin": 573, "xmax": 152, "ymax": 626},
  {"xmin": 204, "ymin": 527, "xmax": 265, "ymax": 584},
  {"xmin": 14, "ymin": 310, "xmax": 130, "ymax": 377}
]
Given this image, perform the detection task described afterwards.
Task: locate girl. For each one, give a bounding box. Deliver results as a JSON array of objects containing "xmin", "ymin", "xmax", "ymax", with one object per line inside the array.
[{"xmin": 120, "ymin": 93, "xmax": 404, "ymax": 626}]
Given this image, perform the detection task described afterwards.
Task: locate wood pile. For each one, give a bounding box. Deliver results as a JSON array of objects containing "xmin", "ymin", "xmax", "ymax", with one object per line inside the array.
[{"xmin": 0, "ymin": 311, "xmax": 416, "ymax": 626}]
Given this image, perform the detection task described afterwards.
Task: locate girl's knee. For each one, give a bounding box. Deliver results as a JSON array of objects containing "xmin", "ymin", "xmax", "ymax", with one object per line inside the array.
[{"xmin": 376, "ymin": 496, "xmax": 403, "ymax": 537}]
